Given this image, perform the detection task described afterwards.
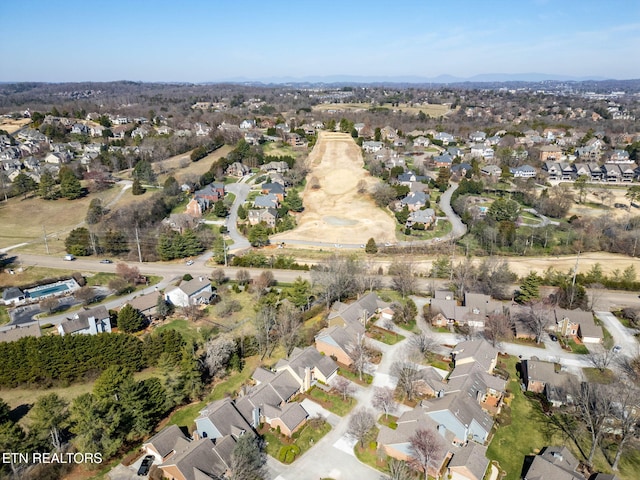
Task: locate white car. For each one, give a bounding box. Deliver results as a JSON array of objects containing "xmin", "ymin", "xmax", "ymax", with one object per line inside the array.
[
  {"xmin": 612, "ymin": 345, "xmax": 622, "ymax": 353},
  {"xmin": 185, "ymin": 260, "xmax": 194, "ymax": 266}
]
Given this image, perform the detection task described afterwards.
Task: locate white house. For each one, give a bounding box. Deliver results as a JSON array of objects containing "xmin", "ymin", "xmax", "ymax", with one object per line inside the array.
[
  {"xmin": 58, "ymin": 306, "xmax": 111, "ymax": 336},
  {"xmin": 165, "ymin": 277, "xmax": 215, "ymax": 308}
]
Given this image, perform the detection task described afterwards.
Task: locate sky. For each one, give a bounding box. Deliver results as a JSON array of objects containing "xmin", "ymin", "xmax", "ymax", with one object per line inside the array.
[{"xmin": 1, "ymin": 0, "xmax": 639, "ymax": 82}]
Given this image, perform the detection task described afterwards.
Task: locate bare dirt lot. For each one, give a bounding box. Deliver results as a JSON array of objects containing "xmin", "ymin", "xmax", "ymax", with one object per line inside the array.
[
  {"xmin": 273, "ymin": 132, "xmax": 396, "ymax": 245},
  {"xmin": 0, "ymin": 117, "xmax": 31, "ymax": 134},
  {"xmin": 312, "ymin": 102, "xmax": 453, "ymax": 117}
]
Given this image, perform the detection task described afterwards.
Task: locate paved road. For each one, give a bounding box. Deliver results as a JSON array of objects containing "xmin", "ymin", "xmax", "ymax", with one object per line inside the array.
[
  {"xmin": 595, "ymin": 311, "xmax": 640, "ymax": 357},
  {"xmin": 225, "ymin": 177, "xmax": 252, "ymax": 252}
]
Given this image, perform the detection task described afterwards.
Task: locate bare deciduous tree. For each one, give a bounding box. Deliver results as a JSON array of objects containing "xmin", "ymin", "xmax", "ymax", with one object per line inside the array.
[
  {"xmin": 331, "ymin": 375, "xmax": 356, "ymax": 401},
  {"xmin": 348, "ymin": 335, "xmax": 372, "ymax": 381},
  {"xmin": 253, "ymin": 306, "xmax": 276, "ymax": 358},
  {"xmin": 274, "ymin": 300, "xmax": 301, "ymax": 357},
  {"xmin": 408, "ymin": 428, "xmax": 445, "ymax": 480},
  {"xmin": 484, "ymin": 312, "xmax": 514, "ymax": 347},
  {"xmin": 385, "ymin": 458, "xmax": 413, "ymax": 480},
  {"xmin": 372, "ymin": 386, "xmax": 397, "ymax": 419},
  {"xmin": 311, "ymin": 254, "xmax": 362, "ymax": 308},
  {"xmin": 347, "ymin": 408, "xmax": 376, "ymax": 447},
  {"xmin": 408, "ymin": 333, "xmax": 438, "ymax": 361},
  {"xmin": 236, "ymin": 269, "xmax": 251, "ymax": 286},
  {"xmin": 570, "ymin": 379, "xmax": 617, "ymax": 465},
  {"xmin": 203, "ymin": 335, "xmax": 236, "ymax": 379},
  {"xmin": 392, "ymin": 359, "xmax": 420, "ymax": 401},
  {"xmin": 116, "ymin": 262, "xmax": 140, "ymax": 283},
  {"xmin": 610, "ymin": 383, "xmax": 640, "ymax": 470},
  {"xmin": 210, "ymin": 268, "xmax": 227, "ymax": 285},
  {"xmin": 521, "ymin": 300, "xmax": 553, "ymax": 344},
  {"xmin": 389, "ymin": 260, "xmax": 417, "ymax": 298},
  {"xmin": 253, "ymin": 270, "xmax": 274, "ymax": 297},
  {"xmin": 39, "ymin": 297, "xmax": 59, "ymax": 314},
  {"xmin": 587, "ymin": 348, "xmax": 615, "ymax": 373},
  {"xmin": 182, "ymin": 304, "xmax": 204, "ymax": 322},
  {"xmin": 74, "ymin": 286, "xmax": 96, "ymax": 305}
]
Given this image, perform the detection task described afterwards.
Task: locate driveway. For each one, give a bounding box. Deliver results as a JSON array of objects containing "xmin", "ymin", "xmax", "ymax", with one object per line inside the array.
[
  {"xmin": 595, "ymin": 311, "xmax": 639, "ymax": 357},
  {"xmin": 225, "ymin": 180, "xmax": 251, "ymax": 252}
]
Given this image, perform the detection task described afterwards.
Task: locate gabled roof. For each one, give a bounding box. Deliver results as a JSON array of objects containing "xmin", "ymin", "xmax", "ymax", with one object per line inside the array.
[
  {"xmin": 261, "ymin": 182, "xmax": 285, "ymax": 194},
  {"xmin": 0, "ymin": 323, "xmax": 41, "ymax": 343},
  {"xmin": 169, "ymin": 277, "xmax": 211, "ymax": 297},
  {"xmin": 144, "ymin": 424, "xmax": 190, "ymax": 459},
  {"xmin": 451, "ymin": 339, "xmax": 498, "ymax": 372},
  {"xmin": 448, "ymin": 442, "xmax": 489, "ymax": 480},
  {"xmin": 523, "ymin": 446, "xmax": 585, "ymax": 480},
  {"xmin": 127, "ymin": 292, "xmax": 161, "ymax": 313},
  {"xmin": 160, "ymin": 436, "xmax": 234, "ymax": 480},
  {"xmin": 328, "ymin": 292, "xmax": 385, "ymax": 333},
  {"xmin": 262, "ymin": 402, "xmax": 308, "ymax": 432},
  {"xmin": 276, "ymin": 346, "xmax": 338, "ymax": 381},
  {"xmin": 60, "ymin": 305, "xmax": 110, "ymax": 335},
  {"xmin": 195, "ymin": 398, "xmax": 252, "ymax": 439},
  {"xmin": 315, "ymin": 325, "xmax": 356, "ymax": 353},
  {"xmin": 2, "ymin": 287, "xmax": 24, "ymax": 301},
  {"xmin": 422, "ymin": 391, "xmax": 494, "ymax": 436}
]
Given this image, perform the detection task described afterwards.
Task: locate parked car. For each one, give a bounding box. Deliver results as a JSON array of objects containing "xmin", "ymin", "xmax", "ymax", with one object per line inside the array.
[
  {"xmin": 549, "ymin": 334, "xmax": 558, "ymax": 342},
  {"xmin": 613, "ymin": 345, "xmax": 622, "ymax": 353},
  {"xmin": 99, "ymin": 259, "xmax": 112, "ymax": 264},
  {"xmin": 64, "ymin": 254, "xmax": 75, "ymax": 261},
  {"xmin": 185, "ymin": 260, "xmax": 194, "ymax": 266},
  {"xmin": 137, "ymin": 455, "xmax": 154, "ymax": 476}
]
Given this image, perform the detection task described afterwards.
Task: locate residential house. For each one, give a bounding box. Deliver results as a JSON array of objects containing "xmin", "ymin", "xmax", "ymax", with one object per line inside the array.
[
  {"xmin": 406, "ymin": 208, "xmax": 435, "ymax": 228},
  {"xmin": 434, "ymin": 132, "xmax": 455, "ymax": 145},
  {"xmin": 521, "ymin": 359, "xmax": 572, "ymax": 407},
  {"xmin": 194, "ymin": 398, "xmax": 253, "ymax": 441},
  {"xmin": 315, "ymin": 325, "xmax": 359, "ymax": 366},
  {"xmin": 327, "ymin": 292, "xmax": 386, "ymax": 332},
  {"xmin": 377, "ymin": 407, "xmax": 452, "ymax": 478},
  {"xmin": 450, "ymin": 339, "xmax": 498, "ymax": 372},
  {"xmin": 621, "ymin": 164, "xmax": 636, "ymax": 182},
  {"xmin": 610, "ymin": 149, "xmax": 632, "ymax": 163},
  {"xmin": 470, "ymin": 144, "xmax": 494, "ymax": 160},
  {"xmin": 451, "ymin": 163, "xmax": 472, "ymax": 177},
  {"xmin": 164, "ymin": 277, "xmax": 215, "ymax": 308},
  {"xmin": 2, "ymin": 287, "xmax": 26, "ymax": 306},
  {"xmin": 446, "ymin": 442, "xmax": 490, "ymax": 480},
  {"xmin": 469, "ymin": 131, "xmax": 487, "ymax": 143},
  {"xmin": 260, "ymin": 161, "xmax": 289, "ymax": 174},
  {"xmin": 71, "ymin": 123, "xmax": 88, "ymax": 135},
  {"xmin": 274, "ymin": 346, "xmax": 339, "ymax": 389},
  {"xmin": 539, "ymin": 145, "xmax": 563, "ymax": 162},
  {"xmin": 194, "ymin": 123, "xmax": 211, "ymax": 136},
  {"xmin": 225, "ymin": 162, "xmax": 250, "ymax": 177},
  {"xmin": 286, "ymin": 133, "xmax": 306, "ymax": 148},
  {"xmin": 397, "ymin": 171, "xmax": 427, "ymax": 186},
  {"xmin": 603, "ymin": 163, "xmax": 621, "ymax": 182},
  {"xmin": 522, "ymin": 446, "xmax": 585, "ymax": 480},
  {"xmin": 253, "ymin": 193, "xmax": 279, "ymax": 209},
  {"xmin": 159, "ymin": 436, "xmax": 236, "ymax": 480},
  {"xmin": 0, "ymin": 323, "xmax": 41, "ymax": 343},
  {"xmin": 400, "ymin": 191, "xmax": 429, "ymax": 211},
  {"xmin": 261, "ymin": 182, "xmax": 285, "ymax": 202},
  {"xmin": 510, "ymin": 165, "xmax": 537, "ymax": 178},
  {"xmin": 433, "ymin": 153, "xmax": 453, "ymax": 168},
  {"xmin": 413, "ymin": 136, "xmax": 430, "ymax": 148},
  {"xmin": 142, "ymin": 425, "xmax": 191, "ymax": 463},
  {"xmin": 248, "ymin": 208, "xmax": 278, "ymax": 228},
  {"xmin": 57, "ymin": 306, "xmax": 111, "ymax": 336},
  {"xmin": 239, "ymin": 119, "xmax": 256, "ymax": 129},
  {"xmin": 480, "ymin": 165, "xmax": 501, "ymax": 177},
  {"xmin": 362, "ymin": 141, "xmax": 384, "ymax": 153},
  {"xmin": 447, "ymin": 146, "xmax": 464, "ymax": 158},
  {"xmin": 380, "ymin": 126, "xmax": 397, "ymax": 141},
  {"xmin": 126, "ymin": 292, "xmax": 163, "ymax": 320}
]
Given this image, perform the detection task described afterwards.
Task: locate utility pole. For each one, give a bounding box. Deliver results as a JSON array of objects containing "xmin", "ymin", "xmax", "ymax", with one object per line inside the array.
[
  {"xmin": 569, "ymin": 250, "xmax": 580, "ymax": 309},
  {"xmin": 42, "ymin": 225, "xmax": 49, "ymax": 255},
  {"xmin": 135, "ymin": 225, "xmax": 142, "ymax": 263}
]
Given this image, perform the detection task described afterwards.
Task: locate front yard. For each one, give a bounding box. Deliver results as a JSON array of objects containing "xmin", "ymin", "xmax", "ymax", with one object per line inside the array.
[
  {"xmin": 263, "ymin": 418, "xmax": 331, "ymax": 464},
  {"xmin": 301, "ymin": 386, "xmax": 356, "ymax": 417}
]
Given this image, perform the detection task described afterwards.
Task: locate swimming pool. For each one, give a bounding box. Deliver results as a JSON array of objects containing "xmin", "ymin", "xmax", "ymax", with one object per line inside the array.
[{"xmin": 25, "ymin": 279, "xmax": 80, "ymax": 300}]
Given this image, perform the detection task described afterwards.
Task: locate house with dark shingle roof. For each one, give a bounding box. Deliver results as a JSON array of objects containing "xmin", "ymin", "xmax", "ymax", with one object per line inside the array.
[
  {"xmin": 521, "ymin": 359, "xmax": 573, "ymax": 407},
  {"xmin": 165, "ymin": 277, "xmax": 215, "ymax": 308},
  {"xmin": 57, "ymin": 305, "xmax": 111, "ymax": 336},
  {"xmin": 159, "ymin": 436, "xmax": 235, "ymax": 480},
  {"xmin": 315, "ymin": 325, "xmax": 358, "ymax": 366},
  {"xmin": 522, "ymin": 446, "xmax": 585, "ymax": 480},
  {"xmin": 0, "ymin": 323, "xmax": 41, "ymax": 343},
  {"xmin": 143, "ymin": 424, "xmax": 191, "ymax": 462},
  {"xmin": 446, "ymin": 442, "xmax": 490, "ymax": 480},
  {"xmin": 2, "ymin": 287, "xmax": 25, "ymax": 306},
  {"xmin": 275, "ymin": 346, "xmax": 339, "ymax": 389},
  {"xmin": 194, "ymin": 398, "xmax": 253, "ymax": 442}
]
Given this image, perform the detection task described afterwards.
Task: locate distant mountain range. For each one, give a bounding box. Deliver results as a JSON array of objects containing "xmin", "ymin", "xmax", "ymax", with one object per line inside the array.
[{"xmin": 213, "ymin": 73, "xmax": 612, "ymax": 85}]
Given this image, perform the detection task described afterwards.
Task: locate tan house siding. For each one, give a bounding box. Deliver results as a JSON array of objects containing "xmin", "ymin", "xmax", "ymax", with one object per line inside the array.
[{"xmin": 315, "ymin": 340, "xmax": 352, "ymax": 366}]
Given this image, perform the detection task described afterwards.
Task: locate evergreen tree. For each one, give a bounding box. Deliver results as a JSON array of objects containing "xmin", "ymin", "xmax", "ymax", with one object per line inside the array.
[
  {"xmin": 178, "ymin": 346, "xmax": 203, "ymax": 401},
  {"xmin": 103, "ymin": 230, "xmax": 129, "ymax": 255},
  {"xmin": 11, "ymin": 173, "xmax": 37, "ymax": 199},
  {"xmin": 163, "ymin": 176, "xmax": 180, "ymax": 196},
  {"xmin": 285, "ymin": 277, "xmax": 312, "ymax": 309},
  {"xmin": 85, "ymin": 198, "xmax": 104, "ymax": 224},
  {"xmin": 237, "ymin": 204, "xmax": 247, "ymax": 220},
  {"xmin": 132, "ymin": 159, "xmax": 156, "ymax": 184},
  {"xmin": 59, "ymin": 167, "xmax": 83, "ymax": 199},
  {"xmin": 284, "ymin": 189, "xmax": 304, "ymax": 212},
  {"xmin": 365, "ymin": 238, "xmax": 378, "ymax": 254},
  {"xmin": 213, "ymin": 200, "xmax": 229, "ymax": 217},
  {"xmin": 65, "ymin": 227, "xmax": 92, "ymax": 256},
  {"xmin": 38, "ymin": 170, "xmax": 58, "ymax": 199},
  {"xmin": 29, "ymin": 393, "xmax": 69, "ymax": 451},
  {"xmin": 157, "ymin": 233, "xmax": 175, "ymax": 260},
  {"xmin": 516, "ymin": 272, "xmax": 541, "ymax": 303},
  {"xmin": 117, "ymin": 304, "xmax": 146, "ymax": 333},
  {"xmin": 131, "ymin": 178, "xmax": 145, "ymax": 195},
  {"xmin": 248, "ymin": 224, "xmax": 269, "ymax": 246}
]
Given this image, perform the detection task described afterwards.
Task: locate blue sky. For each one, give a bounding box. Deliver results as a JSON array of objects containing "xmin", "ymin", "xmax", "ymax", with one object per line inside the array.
[{"xmin": 1, "ymin": 0, "xmax": 639, "ymax": 82}]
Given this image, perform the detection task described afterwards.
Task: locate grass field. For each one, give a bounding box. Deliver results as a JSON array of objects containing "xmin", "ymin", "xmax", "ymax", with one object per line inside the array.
[
  {"xmin": 312, "ymin": 102, "xmax": 453, "ymax": 118},
  {"xmin": 263, "ymin": 142, "xmax": 305, "ymax": 159},
  {"xmin": 0, "ymin": 117, "xmax": 31, "ymax": 134},
  {"xmin": 0, "ymin": 266, "xmax": 77, "ymax": 289},
  {"xmin": 155, "ymin": 145, "xmax": 233, "ymax": 185}
]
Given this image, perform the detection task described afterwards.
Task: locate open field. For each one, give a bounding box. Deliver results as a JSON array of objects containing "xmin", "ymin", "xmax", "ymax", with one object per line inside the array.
[
  {"xmin": 0, "ymin": 117, "xmax": 31, "ymax": 134},
  {"xmin": 155, "ymin": 145, "xmax": 233, "ymax": 184},
  {"xmin": 0, "ymin": 184, "xmax": 126, "ymax": 253},
  {"xmin": 273, "ymin": 132, "xmax": 396, "ymax": 244},
  {"xmin": 312, "ymin": 102, "xmax": 453, "ymax": 117},
  {"xmin": 569, "ymin": 184, "xmax": 637, "ymax": 220},
  {"xmin": 263, "ymin": 142, "xmax": 305, "ymax": 159}
]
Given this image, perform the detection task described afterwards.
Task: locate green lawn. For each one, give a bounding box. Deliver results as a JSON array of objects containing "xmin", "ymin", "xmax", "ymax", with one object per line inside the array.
[
  {"xmin": 567, "ymin": 338, "xmax": 589, "ymax": 354},
  {"xmin": 263, "ymin": 419, "xmax": 331, "ymax": 463},
  {"xmin": 367, "ymin": 326, "xmax": 405, "ymax": 345},
  {"xmin": 338, "ymin": 368, "xmax": 373, "ymax": 386},
  {"xmin": 155, "ymin": 319, "xmax": 202, "ymax": 344},
  {"xmin": 166, "ymin": 401, "xmax": 204, "ymax": 429},
  {"xmin": 85, "ymin": 272, "xmax": 117, "ymax": 286},
  {"xmin": 582, "ymin": 367, "xmax": 617, "ymax": 384},
  {"xmin": 205, "ymin": 355, "xmax": 261, "ymax": 402},
  {"xmin": 487, "ymin": 356, "xmax": 560, "ymax": 480},
  {"xmin": 306, "ymin": 387, "xmax": 356, "ymax": 416},
  {"xmin": 0, "ymin": 305, "xmax": 9, "ymax": 325}
]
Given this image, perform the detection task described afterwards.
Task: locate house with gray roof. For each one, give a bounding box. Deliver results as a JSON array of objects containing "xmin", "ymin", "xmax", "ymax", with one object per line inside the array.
[
  {"xmin": 521, "ymin": 359, "xmax": 573, "ymax": 407},
  {"xmin": 406, "ymin": 208, "xmax": 435, "ymax": 228},
  {"xmin": 158, "ymin": 436, "xmax": 235, "ymax": 480},
  {"xmin": 400, "ymin": 191, "xmax": 428, "ymax": 211},
  {"xmin": 522, "ymin": 446, "xmax": 585, "ymax": 480},
  {"xmin": 58, "ymin": 305, "xmax": 111, "ymax": 336},
  {"xmin": 0, "ymin": 323, "xmax": 41, "ymax": 343},
  {"xmin": 451, "ymin": 339, "xmax": 499, "ymax": 373},
  {"xmin": 126, "ymin": 292, "xmax": 162, "ymax": 320},
  {"xmin": 165, "ymin": 277, "xmax": 215, "ymax": 308},
  {"xmin": 315, "ymin": 325, "xmax": 358, "ymax": 366},
  {"xmin": 143, "ymin": 424, "xmax": 190, "ymax": 462},
  {"xmin": 275, "ymin": 346, "xmax": 338, "ymax": 389},
  {"xmin": 2, "ymin": 287, "xmax": 25, "ymax": 306},
  {"xmin": 194, "ymin": 398, "xmax": 253, "ymax": 441},
  {"xmin": 253, "ymin": 193, "xmax": 279, "ymax": 209},
  {"xmin": 327, "ymin": 292, "xmax": 386, "ymax": 333},
  {"xmin": 446, "ymin": 442, "xmax": 489, "ymax": 480}
]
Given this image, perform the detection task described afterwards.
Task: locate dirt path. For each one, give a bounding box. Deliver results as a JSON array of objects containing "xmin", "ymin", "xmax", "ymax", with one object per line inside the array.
[{"xmin": 273, "ymin": 132, "xmax": 396, "ymax": 244}]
